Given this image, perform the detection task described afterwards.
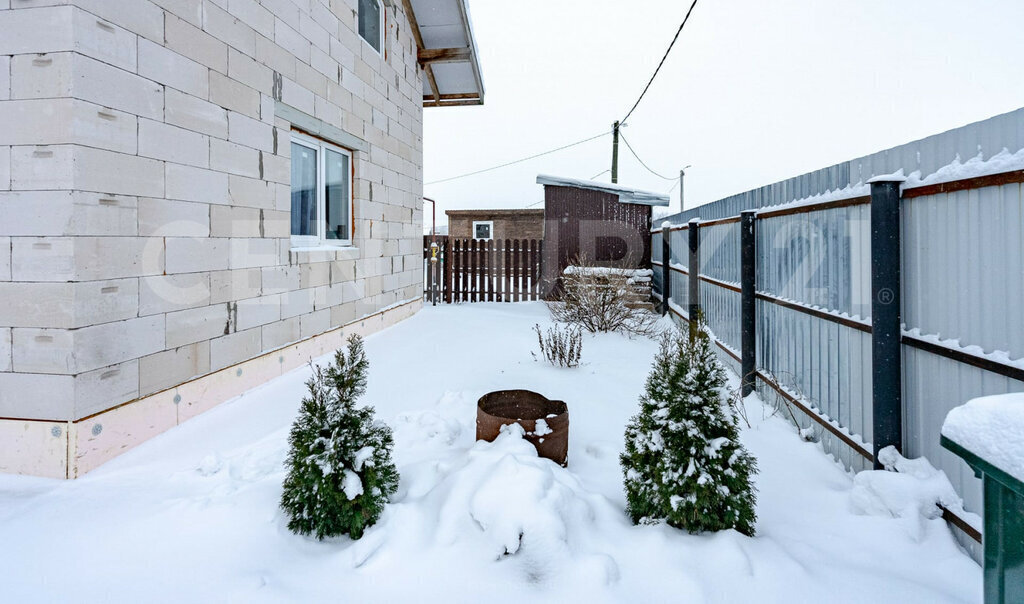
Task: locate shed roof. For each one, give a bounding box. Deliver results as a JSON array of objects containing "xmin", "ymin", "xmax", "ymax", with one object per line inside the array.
[
  {"xmin": 445, "ymin": 208, "xmax": 545, "ymax": 218},
  {"xmin": 404, "ymin": 0, "xmax": 485, "ymax": 107},
  {"xmin": 535, "ymin": 174, "xmax": 671, "ymax": 206}
]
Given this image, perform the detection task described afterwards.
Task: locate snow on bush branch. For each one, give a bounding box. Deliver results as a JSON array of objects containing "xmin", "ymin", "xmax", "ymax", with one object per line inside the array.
[
  {"xmin": 549, "ymin": 257, "xmax": 661, "ymax": 337},
  {"xmin": 621, "ymin": 322, "xmax": 759, "ymax": 536},
  {"xmin": 280, "ymin": 335, "xmax": 400, "ymax": 540}
]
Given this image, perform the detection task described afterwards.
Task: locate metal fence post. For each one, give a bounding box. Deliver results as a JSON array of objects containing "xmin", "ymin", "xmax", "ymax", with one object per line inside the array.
[
  {"xmin": 870, "ymin": 176, "xmax": 905, "ymax": 469},
  {"xmin": 740, "ymin": 211, "xmax": 757, "ymax": 397},
  {"xmin": 661, "ymin": 224, "xmax": 671, "ymax": 315},
  {"xmin": 688, "ymin": 219, "xmax": 701, "ymax": 337}
]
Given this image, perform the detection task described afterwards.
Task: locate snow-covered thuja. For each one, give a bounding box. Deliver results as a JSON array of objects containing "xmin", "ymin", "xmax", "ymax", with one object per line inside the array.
[
  {"xmin": 620, "ymin": 326, "xmax": 758, "ymax": 536},
  {"xmin": 281, "ymin": 335, "xmax": 399, "ymax": 540}
]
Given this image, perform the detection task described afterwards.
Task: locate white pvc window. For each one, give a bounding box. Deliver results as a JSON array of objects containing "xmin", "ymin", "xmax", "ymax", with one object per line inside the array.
[
  {"xmin": 290, "ymin": 132, "xmax": 353, "ymax": 248},
  {"xmin": 473, "ymin": 220, "xmax": 494, "ymax": 241},
  {"xmin": 358, "ymin": 0, "xmax": 384, "ymax": 54}
]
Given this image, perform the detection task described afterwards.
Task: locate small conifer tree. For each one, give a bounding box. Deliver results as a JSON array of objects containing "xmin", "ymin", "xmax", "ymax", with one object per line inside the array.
[
  {"xmin": 281, "ymin": 335, "xmax": 399, "ymax": 540},
  {"xmin": 620, "ymin": 323, "xmax": 758, "ymax": 536}
]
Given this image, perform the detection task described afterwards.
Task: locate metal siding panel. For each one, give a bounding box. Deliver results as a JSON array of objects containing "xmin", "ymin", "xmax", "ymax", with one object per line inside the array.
[
  {"xmin": 656, "ymin": 109, "xmax": 1024, "ymax": 226},
  {"xmin": 903, "ymin": 183, "xmax": 1024, "ymax": 358},
  {"xmin": 652, "ymin": 110, "xmax": 1024, "ymax": 543}
]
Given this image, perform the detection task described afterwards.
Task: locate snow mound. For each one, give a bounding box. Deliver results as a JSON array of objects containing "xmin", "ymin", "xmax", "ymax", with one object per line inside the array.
[
  {"xmin": 849, "ymin": 447, "xmax": 963, "ymax": 541},
  {"xmin": 391, "ymin": 392, "xmax": 470, "ymax": 460},
  {"xmin": 942, "ymin": 392, "xmax": 1024, "ymax": 483},
  {"xmin": 376, "ymin": 424, "xmax": 622, "ymax": 586}
]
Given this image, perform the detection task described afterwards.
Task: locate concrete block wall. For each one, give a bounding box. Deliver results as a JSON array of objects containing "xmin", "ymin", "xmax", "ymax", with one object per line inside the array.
[{"xmin": 0, "ymin": 0, "xmax": 425, "ymax": 433}]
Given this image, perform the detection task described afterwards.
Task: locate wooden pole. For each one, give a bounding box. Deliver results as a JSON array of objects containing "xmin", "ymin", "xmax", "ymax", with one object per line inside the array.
[{"xmin": 611, "ymin": 121, "xmax": 620, "ymax": 184}]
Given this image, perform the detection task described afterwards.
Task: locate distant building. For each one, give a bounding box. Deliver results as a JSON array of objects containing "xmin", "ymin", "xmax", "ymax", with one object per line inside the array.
[{"xmin": 445, "ymin": 209, "xmax": 545, "ymax": 241}]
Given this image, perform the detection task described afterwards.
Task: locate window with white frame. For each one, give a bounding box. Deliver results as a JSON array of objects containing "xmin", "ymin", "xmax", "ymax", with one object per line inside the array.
[
  {"xmin": 358, "ymin": 0, "xmax": 384, "ymax": 54},
  {"xmin": 290, "ymin": 132, "xmax": 353, "ymax": 247},
  {"xmin": 473, "ymin": 220, "xmax": 493, "ymax": 241}
]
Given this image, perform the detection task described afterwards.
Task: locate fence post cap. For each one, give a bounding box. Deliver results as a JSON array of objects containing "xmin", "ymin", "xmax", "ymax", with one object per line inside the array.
[{"xmin": 867, "ymin": 171, "xmax": 907, "ymax": 184}]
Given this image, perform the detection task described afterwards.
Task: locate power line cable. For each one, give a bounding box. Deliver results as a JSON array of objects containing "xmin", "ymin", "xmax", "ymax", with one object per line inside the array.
[
  {"xmin": 425, "ymin": 130, "xmax": 611, "ymax": 186},
  {"xmin": 619, "ymin": 131, "xmax": 677, "ymax": 181},
  {"xmin": 620, "ymin": 0, "xmax": 699, "ymax": 125}
]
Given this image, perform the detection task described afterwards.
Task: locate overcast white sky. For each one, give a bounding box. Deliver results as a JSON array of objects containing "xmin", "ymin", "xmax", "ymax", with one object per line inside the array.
[{"xmin": 422, "ymin": 0, "xmax": 1024, "ymax": 224}]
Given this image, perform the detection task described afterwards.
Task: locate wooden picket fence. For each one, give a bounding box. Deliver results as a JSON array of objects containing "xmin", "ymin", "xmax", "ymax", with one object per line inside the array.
[{"xmin": 423, "ymin": 236, "xmax": 543, "ymax": 303}]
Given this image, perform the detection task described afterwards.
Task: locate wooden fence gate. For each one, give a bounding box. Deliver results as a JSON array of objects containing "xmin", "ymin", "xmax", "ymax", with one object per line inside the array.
[{"xmin": 423, "ymin": 236, "xmax": 543, "ymax": 303}]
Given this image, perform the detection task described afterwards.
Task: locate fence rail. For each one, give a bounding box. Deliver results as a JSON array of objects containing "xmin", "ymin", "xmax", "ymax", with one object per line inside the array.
[
  {"xmin": 423, "ymin": 236, "xmax": 543, "ymax": 303},
  {"xmin": 653, "ymin": 167, "xmax": 1024, "ymax": 555}
]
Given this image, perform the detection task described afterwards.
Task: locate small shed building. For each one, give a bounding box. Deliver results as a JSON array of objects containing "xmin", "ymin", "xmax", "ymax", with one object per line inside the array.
[
  {"xmin": 535, "ymin": 175, "xmax": 669, "ymax": 297},
  {"xmin": 445, "ymin": 209, "xmax": 545, "ymax": 241}
]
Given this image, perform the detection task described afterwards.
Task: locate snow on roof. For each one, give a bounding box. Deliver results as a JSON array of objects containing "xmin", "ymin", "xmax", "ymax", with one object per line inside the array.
[
  {"xmin": 535, "ymin": 174, "xmax": 670, "ymax": 206},
  {"xmin": 943, "ymin": 392, "xmax": 1024, "ymax": 483}
]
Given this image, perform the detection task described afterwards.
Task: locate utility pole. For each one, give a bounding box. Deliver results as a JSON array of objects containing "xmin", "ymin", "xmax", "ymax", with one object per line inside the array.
[
  {"xmin": 611, "ymin": 121, "xmax": 620, "ymax": 184},
  {"xmin": 679, "ymin": 165, "xmax": 691, "ymax": 213}
]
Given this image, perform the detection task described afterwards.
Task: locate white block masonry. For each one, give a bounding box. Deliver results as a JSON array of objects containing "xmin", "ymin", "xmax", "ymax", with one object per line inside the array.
[{"xmin": 0, "ymin": 0, "xmax": 426, "ymax": 473}]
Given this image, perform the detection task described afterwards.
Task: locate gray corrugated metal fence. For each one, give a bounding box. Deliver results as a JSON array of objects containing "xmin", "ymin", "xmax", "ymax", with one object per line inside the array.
[{"xmin": 652, "ymin": 107, "xmax": 1024, "ymax": 561}]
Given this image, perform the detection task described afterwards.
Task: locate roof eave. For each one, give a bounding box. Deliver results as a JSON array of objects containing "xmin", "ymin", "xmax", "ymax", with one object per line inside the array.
[{"xmin": 404, "ymin": 0, "xmax": 485, "ymax": 108}]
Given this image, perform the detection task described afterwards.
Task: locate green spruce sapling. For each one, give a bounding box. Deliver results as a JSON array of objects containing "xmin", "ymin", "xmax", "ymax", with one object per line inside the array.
[
  {"xmin": 281, "ymin": 334, "xmax": 399, "ymax": 540},
  {"xmin": 620, "ymin": 322, "xmax": 758, "ymax": 536}
]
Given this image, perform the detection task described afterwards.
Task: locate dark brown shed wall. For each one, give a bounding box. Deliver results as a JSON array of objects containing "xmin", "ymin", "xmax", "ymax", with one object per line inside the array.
[{"xmin": 540, "ymin": 185, "xmax": 653, "ymax": 297}]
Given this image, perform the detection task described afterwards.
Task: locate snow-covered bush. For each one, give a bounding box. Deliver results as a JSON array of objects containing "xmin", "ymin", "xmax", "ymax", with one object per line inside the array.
[
  {"xmin": 281, "ymin": 335, "xmax": 399, "ymax": 540},
  {"xmin": 532, "ymin": 323, "xmax": 583, "ymax": 368},
  {"xmin": 620, "ymin": 325, "xmax": 758, "ymax": 536},
  {"xmin": 548, "ymin": 259, "xmax": 659, "ymax": 337}
]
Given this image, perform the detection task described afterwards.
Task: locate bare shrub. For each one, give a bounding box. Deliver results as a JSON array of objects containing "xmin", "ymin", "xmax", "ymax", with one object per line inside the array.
[
  {"xmin": 532, "ymin": 323, "xmax": 583, "ymax": 368},
  {"xmin": 547, "ymin": 258, "xmax": 660, "ymax": 337}
]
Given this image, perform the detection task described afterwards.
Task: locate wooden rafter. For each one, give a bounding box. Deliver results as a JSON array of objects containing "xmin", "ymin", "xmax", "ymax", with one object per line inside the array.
[
  {"xmin": 421, "ymin": 94, "xmax": 482, "ymax": 107},
  {"xmin": 418, "ymin": 47, "xmax": 472, "ymax": 64},
  {"xmin": 426, "ymin": 99, "xmax": 482, "ymax": 107},
  {"xmin": 399, "ymin": 0, "xmax": 441, "ymax": 104}
]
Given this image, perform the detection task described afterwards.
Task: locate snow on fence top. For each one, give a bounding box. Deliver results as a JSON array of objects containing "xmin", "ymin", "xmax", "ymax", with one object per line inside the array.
[
  {"xmin": 658, "ymin": 106, "xmax": 1024, "ymax": 223},
  {"xmin": 942, "ymin": 393, "xmax": 1024, "ymax": 483},
  {"xmin": 536, "ymin": 174, "xmax": 670, "ymax": 206}
]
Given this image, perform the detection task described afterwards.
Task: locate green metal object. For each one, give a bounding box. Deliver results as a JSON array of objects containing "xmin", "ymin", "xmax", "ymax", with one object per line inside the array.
[{"xmin": 942, "ymin": 434, "xmax": 1024, "ymax": 604}]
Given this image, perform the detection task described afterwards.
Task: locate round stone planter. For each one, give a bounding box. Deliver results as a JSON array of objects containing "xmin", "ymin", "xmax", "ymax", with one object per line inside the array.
[{"xmin": 476, "ymin": 389, "xmax": 569, "ymax": 466}]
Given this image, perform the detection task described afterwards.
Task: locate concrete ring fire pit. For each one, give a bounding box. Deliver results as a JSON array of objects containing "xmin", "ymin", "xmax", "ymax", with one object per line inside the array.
[{"xmin": 476, "ymin": 389, "xmax": 569, "ymax": 466}]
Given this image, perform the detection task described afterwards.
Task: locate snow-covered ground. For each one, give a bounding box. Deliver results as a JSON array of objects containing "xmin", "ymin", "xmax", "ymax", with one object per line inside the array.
[{"xmin": 0, "ymin": 303, "xmax": 979, "ymax": 603}]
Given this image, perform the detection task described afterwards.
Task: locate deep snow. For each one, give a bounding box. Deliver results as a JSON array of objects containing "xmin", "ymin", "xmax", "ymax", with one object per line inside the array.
[
  {"xmin": 943, "ymin": 392, "xmax": 1024, "ymax": 483},
  {"xmin": 0, "ymin": 303, "xmax": 979, "ymax": 603}
]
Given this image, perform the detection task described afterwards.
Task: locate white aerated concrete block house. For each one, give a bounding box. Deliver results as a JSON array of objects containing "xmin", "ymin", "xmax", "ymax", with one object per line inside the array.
[{"xmin": 0, "ymin": 0, "xmax": 484, "ymax": 478}]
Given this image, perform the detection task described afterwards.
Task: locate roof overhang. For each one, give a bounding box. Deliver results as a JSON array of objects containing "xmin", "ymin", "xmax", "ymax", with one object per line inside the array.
[
  {"xmin": 536, "ymin": 174, "xmax": 671, "ymax": 206},
  {"xmin": 402, "ymin": 0, "xmax": 485, "ymax": 107}
]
